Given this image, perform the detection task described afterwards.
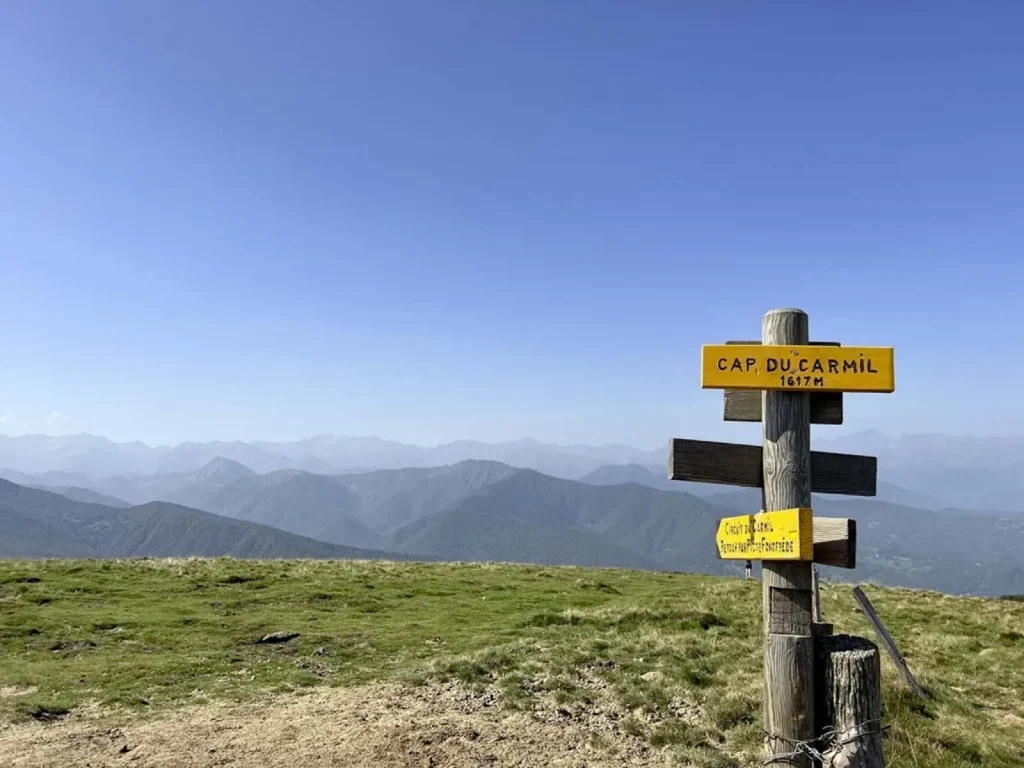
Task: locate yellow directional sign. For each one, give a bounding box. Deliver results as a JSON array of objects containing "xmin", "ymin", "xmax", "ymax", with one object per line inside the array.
[
  {"xmin": 701, "ymin": 345, "xmax": 894, "ymax": 393},
  {"xmin": 715, "ymin": 508, "xmax": 813, "ymax": 561}
]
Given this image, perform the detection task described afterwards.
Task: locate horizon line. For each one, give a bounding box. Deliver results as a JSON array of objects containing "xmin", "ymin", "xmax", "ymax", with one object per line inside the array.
[{"xmin": 2, "ymin": 428, "xmax": 1024, "ymax": 451}]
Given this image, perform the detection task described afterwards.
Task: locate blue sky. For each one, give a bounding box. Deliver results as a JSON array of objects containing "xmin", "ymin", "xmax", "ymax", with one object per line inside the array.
[{"xmin": 2, "ymin": 2, "xmax": 1023, "ymax": 447}]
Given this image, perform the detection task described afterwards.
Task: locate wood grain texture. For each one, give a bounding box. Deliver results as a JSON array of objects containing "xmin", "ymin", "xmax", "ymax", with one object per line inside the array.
[
  {"xmin": 667, "ymin": 438, "xmax": 762, "ymax": 487},
  {"xmin": 816, "ymin": 635, "xmax": 885, "ymax": 768},
  {"xmin": 768, "ymin": 588, "xmax": 814, "ymax": 634},
  {"xmin": 723, "ymin": 341, "xmax": 843, "ymax": 424},
  {"xmin": 811, "ymin": 452, "xmax": 876, "ymax": 497},
  {"xmin": 667, "ymin": 439, "xmax": 877, "ymax": 497},
  {"xmin": 725, "ymin": 389, "xmax": 844, "ymax": 424},
  {"xmin": 852, "ymin": 586, "xmax": 927, "ymax": 699},
  {"xmin": 761, "ymin": 308, "xmax": 815, "ymax": 767},
  {"xmin": 762, "ymin": 310, "xmax": 812, "ymax": 510},
  {"xmin": 813, "ymin": 517, "xmax": 857, "ymax": 569},
  {"xmin": 812, "ymin": 566, "xmax": 823, "ymax": 622},
  {"xmin": 763, "ymin": 634, "xmax": 816, "ymax": 767}
]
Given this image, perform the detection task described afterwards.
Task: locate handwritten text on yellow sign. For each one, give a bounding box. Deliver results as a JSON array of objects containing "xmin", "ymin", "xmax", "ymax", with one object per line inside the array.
[
  {"xmin": 701, "ymin": 345, "xmax": 895, "ymax": 393},
  {"xmin": 715, "ymin": 507, "xmax": 813, "ymax": 561}
]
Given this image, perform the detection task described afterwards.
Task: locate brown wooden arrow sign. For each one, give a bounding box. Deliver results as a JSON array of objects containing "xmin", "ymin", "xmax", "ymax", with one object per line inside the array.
[{"xmin": 667, "ymin": 438, "xmax": 877, "ymax": 497}]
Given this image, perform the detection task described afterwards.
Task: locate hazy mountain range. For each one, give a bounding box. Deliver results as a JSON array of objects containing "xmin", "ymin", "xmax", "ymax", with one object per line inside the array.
[
  {"xmin": 2, "ymin": 452, "xmax": 1022, "ymax": 596},
  {"xmin": 0, "ymin": 479, "xmax": 430, "ymax": 562},
  {"xmin": 1, "ymin": 430, "xmax": 1022, "ymax": 513},
  {"xmin": 0, "ymin": 434, "xmax": 662, "ymax": 481}
]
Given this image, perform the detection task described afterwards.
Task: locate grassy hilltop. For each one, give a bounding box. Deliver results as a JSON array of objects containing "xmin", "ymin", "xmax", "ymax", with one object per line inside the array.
[{"xmin": 0, "ymin": 559, "xmax": 1022, "ymax": 767}]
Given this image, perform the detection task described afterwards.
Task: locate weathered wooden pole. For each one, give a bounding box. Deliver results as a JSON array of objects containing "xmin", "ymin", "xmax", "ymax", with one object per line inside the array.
[{"xmin": 761, "ymin": 308, "xmax": 816, "ymax": 766}]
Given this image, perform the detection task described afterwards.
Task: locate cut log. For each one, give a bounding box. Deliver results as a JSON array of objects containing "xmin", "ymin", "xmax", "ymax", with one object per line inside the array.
[{"xmin": 815, "ymin": 634, "xmax": 884, "ymax": 768}]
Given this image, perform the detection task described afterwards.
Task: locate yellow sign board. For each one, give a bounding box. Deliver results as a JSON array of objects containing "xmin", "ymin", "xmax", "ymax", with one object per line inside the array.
[
  {"xmin": 715, "ymin": 508, "xmax": 813, "ymax": 561},
  {"xmin": 702, "ymin": 344, "xmax": 894, "ymax": 393}
]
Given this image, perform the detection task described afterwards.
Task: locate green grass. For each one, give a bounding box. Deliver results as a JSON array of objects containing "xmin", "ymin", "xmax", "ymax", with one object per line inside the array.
[{"xmin": 1, "ymin": 558, "xmax": 1022, "ymax": 767}]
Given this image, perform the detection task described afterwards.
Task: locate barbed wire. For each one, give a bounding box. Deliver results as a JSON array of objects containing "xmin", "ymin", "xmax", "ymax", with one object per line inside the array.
[{"xmin": 761, "ymin": 718, "xmax": 887, "ymax": 765}]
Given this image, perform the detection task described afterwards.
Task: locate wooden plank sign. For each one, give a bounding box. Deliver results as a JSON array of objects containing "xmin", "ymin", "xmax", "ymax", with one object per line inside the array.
[
  {"xmin": 668, "ymin": 438, "xmax": 877, "ymax": 497},
  {"xmin": 716, "ymin": 508, "xmax": 813, "ymax": 561},
  {"xmin": 723, "ymin": 340, "xmax": 844, "ymax": 424},
  {"xmin": 702, "ymin": 344, "xmax": 895, "ymax": 393}
]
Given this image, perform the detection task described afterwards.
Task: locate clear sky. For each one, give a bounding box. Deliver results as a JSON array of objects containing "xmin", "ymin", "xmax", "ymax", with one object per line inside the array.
[{"xmin": 2, "ymin": 2, "xmax": 1023, "ymax": 448}]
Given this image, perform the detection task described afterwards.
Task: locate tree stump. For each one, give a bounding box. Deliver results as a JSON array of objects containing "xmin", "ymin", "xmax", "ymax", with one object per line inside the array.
[{"xmin": 816, "ymin": 634, "xmax": 884, "ymax": 768}]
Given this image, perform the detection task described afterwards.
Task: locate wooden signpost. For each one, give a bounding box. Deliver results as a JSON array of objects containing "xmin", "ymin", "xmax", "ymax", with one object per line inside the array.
[{"xmin": 668, "ymin": 308, "xmax": 894, "ymax": 767}]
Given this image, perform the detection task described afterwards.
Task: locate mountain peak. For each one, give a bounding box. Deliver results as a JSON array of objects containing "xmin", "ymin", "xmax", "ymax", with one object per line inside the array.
[{"xmin": 188, "ymin": 456, "xmax": 254, "ymax": 483}]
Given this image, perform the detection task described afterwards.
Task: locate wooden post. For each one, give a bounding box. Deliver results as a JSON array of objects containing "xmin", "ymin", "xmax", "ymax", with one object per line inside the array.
[
  {"xmin": 853, "ymin": 586, "xmax": 927, "ymax": 698},
  {"xmin": 761, "ymin": 308, "xmax": 816, "ymax": 766},
  {"xmin": 812, "ymin": 566, "xmax": 823, "ymax": 623},
  {"xmin": 816, "ymin": 635, "xmax": 885, "ymax": 767}
]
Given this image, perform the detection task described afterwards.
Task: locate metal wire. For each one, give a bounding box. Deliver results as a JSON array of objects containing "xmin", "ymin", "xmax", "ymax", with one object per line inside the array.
[{"xmin": 761, "ymin": 718, "xmax": 887, "ymax": 765}]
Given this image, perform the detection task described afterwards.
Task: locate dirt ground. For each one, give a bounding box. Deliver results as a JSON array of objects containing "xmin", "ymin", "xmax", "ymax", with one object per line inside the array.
[{"xmin": 0, "ymin": 682, "xmax": 677, "ymax": 768}]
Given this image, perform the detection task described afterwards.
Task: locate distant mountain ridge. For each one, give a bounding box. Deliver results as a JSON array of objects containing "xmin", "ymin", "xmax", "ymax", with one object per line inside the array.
[
  {"xmin": 0, "ymin": 480, "xmax": 430, "ymax": 562},
  {"xmin": 2, "ymin": 430, "xmax": 1022, "ymax": 514},
  {"xmin": 0, "ymin": 433, "xmax": 663, "ymax": 480},
  {"xmin": 201, "ymin": 471, "xmax": 383, "ymax": 550},
  {"xmin": 3, "ymin": 458, "xmax": 1024, "ymax": 595},
  {"xmin": 27, "ymin": 485, "xmax": 131, "ymax": 508},
  {"xmin": 579, "ymin": 463, "xmax": 684, "ymax": 493}
]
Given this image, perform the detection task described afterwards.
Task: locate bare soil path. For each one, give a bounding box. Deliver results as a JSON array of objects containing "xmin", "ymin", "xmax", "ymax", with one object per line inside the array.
[{"xmin": 0, "ymin": 682, "xmax": 674, "ymax": 768}]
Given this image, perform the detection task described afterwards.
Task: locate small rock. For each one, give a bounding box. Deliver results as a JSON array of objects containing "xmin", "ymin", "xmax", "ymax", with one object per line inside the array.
[
  {"xmin": 257, "ymin": 631, "xmax": 301, "ymax": 644},
  {"xmin": 119, "ymin": 744, "xmax": 132, "ymax": 754},
  {"xmin": 312, "ymin": 646, "xmax": 328, "ymax": 657}
]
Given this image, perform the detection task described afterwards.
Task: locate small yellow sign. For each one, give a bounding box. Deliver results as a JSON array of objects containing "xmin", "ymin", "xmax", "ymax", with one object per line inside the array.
[
  {"xmin": 715, "ymin": 508, "xmax": 813, "ymax": 561},
  {"xmin": 701, "ymin": 345, "xmax": 894, "ymax": 393}
]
